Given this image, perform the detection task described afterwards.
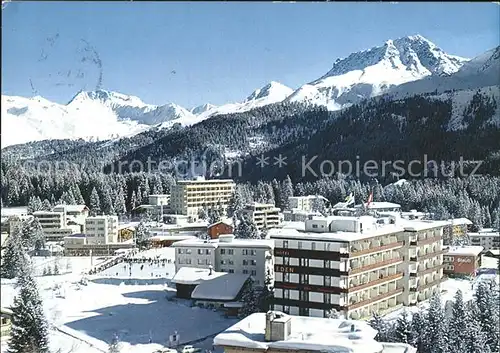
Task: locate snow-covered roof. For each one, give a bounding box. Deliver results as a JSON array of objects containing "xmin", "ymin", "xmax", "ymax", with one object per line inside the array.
[
  {"xmin": 64, "ymin": 233, "xmax": 87, "ymax": 238},
  {"xmin": 177, "ymin": 179, "xmax": 235, "ymax": 184},
  {"xmin": 1, "ymin": 307, "xmax": 13, "ymax": 315},
  {"xmin": 213, "ymin": 312, "xmax": 416, "ymax": 353},
  {"xmin": 171, "ymin": 267, "xmax": 224, "ymax": 285},
  {"xmin": 0, "ymin": 206, "xmax": 28, "ymax": 217},
  {"xmin": 208, "ymin": 217, "xmax": 234, "ymax": 228},
  {"xmin": 118, "ymin": 222, "xmax": 139, "ymax": 230},
  {"xmin": 191, "ymin": 273, "xmax": 249, "ymax": 301},
  {"xmin": 149, "ymin": 235, "xmax": 197, "ymax": 242},
  {"xmin": 480, "ymin": 256, "xmax": 499, "ymax": 269},
  {"xmin": 446, "ymin": 218, "xmax": 473, "ymax": 226},
  {"xmin": 171, "ymin": 237, "xmax": 274, "ymax": 249},
  {"xmin": 447, "ymin": 246, "xmax": 484, "ymax": 256},
  {"xmin": 469, "ymin": 231, "xmax": 499, "ymax": 237},
  {"xmin": 53, "ymin": 204, "xmax": 89, "ymax": 213},
  {"xmin": 355, "ymin": 202, "xmax": 401, "ymax": 209}
]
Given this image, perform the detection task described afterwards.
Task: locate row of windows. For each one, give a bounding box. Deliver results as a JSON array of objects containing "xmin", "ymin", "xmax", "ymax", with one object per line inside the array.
[
  {"xmin": 178, "ymin": 258, "xmax": 212, "ymax": 265},
  {"xmin": 177, "ymin": 248, "xmax": 259, "ymax": 256},
  {"xmin": 282, "ymin": 240, "xmax": 331, "ymax": 251}
]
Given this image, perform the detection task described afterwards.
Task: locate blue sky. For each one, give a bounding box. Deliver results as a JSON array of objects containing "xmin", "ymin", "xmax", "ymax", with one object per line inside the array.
[{"xmin": 2, "ymin": 2, "xmax": 499, "ymax": 108}]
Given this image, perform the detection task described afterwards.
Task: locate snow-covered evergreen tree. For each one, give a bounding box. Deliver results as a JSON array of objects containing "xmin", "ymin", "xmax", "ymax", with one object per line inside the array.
[
  {"xmin": 198, "ymin": 206, "xmax": 208, "ymax": 221},
  {"xmin": 393, "ymin": 310, "xmax": 412, "ymax": 344},
  {"xmin": 448, "ymin": 290, "xmax": 467, "ymax": 352},
  {"xmin": 474, "ymin": 280, "xmax": 500, "ymax": 352},
  {"xmin": 410, "ymin": 311, "xmax": 426, "ymax": 352},
  {"xmin": 8, "ymin": 262, "xmax": 50, "ymax": 353},
  {"xmin": 135, "ymin": 221, "xmax": 148, "ymax": 248},
  {"xmin": 424, "ymin": 293, "xmax": 448, "ymax": 353},
  {"xmin": 234, "ymin": 214, "xmax": 259, "ymax": 239},
  {"xmin": 89, "ymin": 187, "xmax": 101, "ymax": 216},
  {"xmin": 369, "ymin": 312, "xmax": 390, "ymax": 342},
  {"xmin": 27, "ymin": 196, "xmax": 43, "ymax": 214},
  {"xmin": 239, "ymin": 279, "xmax": 260, "ymax": 318},
  {"xmin": 227, "ymin": 187, "xmax": 245, "ymax": 218},
  {"xmin": 280, "ymin": 175, "xmax": 294, "ymax": 210},
  {"xmin": 1, "ymin": 229, "xmax": 25, "ymax": 279}
]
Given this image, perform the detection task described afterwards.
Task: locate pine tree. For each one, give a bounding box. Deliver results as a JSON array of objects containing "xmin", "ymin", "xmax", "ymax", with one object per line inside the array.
[
  {"xmin": 280, "ymin": 175, "xmax": 294, "ymax": 210},
  {"xmin": 208, "ymin": 207, "xmax": 222, "ymax": 225},
  {"xmin": 239, "ymin": 279, "xmax": 259, "ymax": 318},
  {"xmin": 41, "ymin": 199, "xmax": 52, "ymax": 211},
  {"xmin": 410, "ymin": 311, "xmax": 426, "ymax": 352},
  {"xmin": 8, "ymin": 261, "xmax": 50, "ymax": 353},
  {"xmin": 424, "ymin": 293, "xmax": 448, "ymax": 353},
  {"xmin": 198, "ymin": 206, "xmax": 208, "ymax": 221},
  {"xmin": 474, "ymin": 280, "xmax": 500, "ymax": 352},
  {"xmin": 369, "ymin": 312, "xmax": 390, "ymax": 342},
  {"xmin": 135, "ymin": 221, "xmax": 148, "ymax": 248},
  {"xmin": 448, "ymin": 290, "xmax": 467, "ymax": 352},
  {"xmin": 27, "ymin": 196, "xmax": 43, "ymax": 214},
  {"xmin": 463, "ymin": 301, "xmax": 492, "ymax": 353},
  {"xmin": 1, "ymin": 229, "xmax": 25, "ymax": 279},
  {"xmin": 227, "ymin": 188, "xmax": 245, "ymax": 218},
  {"xmin": 89, "ymin": 187, "xmax": 101, "ymax": 216},
  {"xmin": 393, "ymin": 311, "xmax": 412, "ymax": 344},
  {"xmin": 234, "ymin": 214, "xmax": 259, "ymax": 239}
]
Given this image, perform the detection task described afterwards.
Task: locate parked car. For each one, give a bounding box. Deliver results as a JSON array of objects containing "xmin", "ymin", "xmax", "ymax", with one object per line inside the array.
[{"xmin": 180, "ymin": 345, "xmax": 201, "ymax": 353}]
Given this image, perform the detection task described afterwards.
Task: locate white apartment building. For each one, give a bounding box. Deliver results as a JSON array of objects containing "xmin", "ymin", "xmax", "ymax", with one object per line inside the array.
[
  {"xmin": 52, "ymin": 204, "xmax": 89, "ymax": 226},
  {"xmin": 241, "ymin": 203, "xmax": 282, "ymax": 230},
  {"xmin": 354, "ymin": 202, "xmax": 402, "ymax": 212},
  {"xmin": 169, "ymin": 178, "xmax": 236, "ymax": 219},
  {"xmin": 172, "ymin": 234, "xmax": 274, "ymax": 287},
  {"xmin": 288, "ymin": 195, "xmax": 324, "ymax": 212},
  {"xmin": 84, "ymin": 215, "xmax": 119, "ymax": 245},
  {"xmin": 33, "ymin": 211, "xmax": 78, "ymax": 241},
  {"xmin": 269, "ymin": 215, "xmax": 447, "ymax": 319},
  {"xmin": 469, "ymin": 229, "xmax": 499, "ymax": 251}
]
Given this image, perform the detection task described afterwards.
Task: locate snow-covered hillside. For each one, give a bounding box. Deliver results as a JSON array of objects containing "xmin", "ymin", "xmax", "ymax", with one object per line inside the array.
[
  {"xmin": 388, "ymin": 46, "xmax": 500, "ymax": 98},
  {"xmin": 286, "ymin": 35, "xmax": 469, "ymax": 110},
  {"xmin": 1, "ymin": 90, "xmax": 195, "ymax": 148}
]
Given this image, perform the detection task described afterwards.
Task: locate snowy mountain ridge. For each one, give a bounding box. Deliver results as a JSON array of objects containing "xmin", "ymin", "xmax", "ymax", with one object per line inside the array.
[{"xmin": 286, "ymin": 34, "xmax": 469, "ymax": 110}]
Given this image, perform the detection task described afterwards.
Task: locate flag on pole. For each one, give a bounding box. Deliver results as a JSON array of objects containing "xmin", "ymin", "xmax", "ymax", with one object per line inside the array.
[
  {"xmin": 366, "ymin": 192, "xmax": 374, "ymax": 208},
  {"xmin": 345, "ymin": 193, "xmax": 355, "ymax": 206}
]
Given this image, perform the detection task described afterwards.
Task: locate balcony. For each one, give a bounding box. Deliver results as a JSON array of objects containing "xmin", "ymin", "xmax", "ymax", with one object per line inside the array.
[
  {"xmin": 418, "ymin": 249, "xmax": 446, "ymax": 261},
  {"xmin": 349, "ymin": 257, "xmax": 402, "ymax": 275},
  {"xmin": 410, "ymin": 277, "xmax": 443, "ymax": 292},
  {"xmin": 416, "ymin": 263, "xmax": 445, "ymax": 276},
  {"xmin": 346, "ymin": 288, "xmax": 404, "ymax": 310},
  {"xmin": 348, "ymin": 273, "xmax": 403, "ymax": 293},
  {"xmin": 411, "ymin": 235, "xmax": 442, "ymax": 247},
  {"xmin": 349, "ymin": 242, "xmax": 404, "ymax": 258}
]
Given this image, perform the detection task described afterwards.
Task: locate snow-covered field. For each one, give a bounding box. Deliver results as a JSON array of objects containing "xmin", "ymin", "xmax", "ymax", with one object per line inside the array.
[{"xmin": 1, "ymin": 251, "xmax": 235, "ymax": 353}]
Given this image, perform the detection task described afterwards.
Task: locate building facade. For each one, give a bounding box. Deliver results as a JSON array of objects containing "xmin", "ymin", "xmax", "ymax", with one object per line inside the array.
[
  {"xmin": 269, "ymin": 215, "xmax": 447, "ymax": 319},
  {"xmin": 169, "ymin": 178, "xmax": 236, "ymax": 219},
  {"xmin": 443, "ymin": 246, "xmax": 483, "ymax": 276},
  {"xmin": 208, "ymin": 221, "xmax": 234, "ymax": 239},
  {"xmin": 172, "ymin": 234, "xmax": 274, "ymax": 287},
  {"xmin": 468, "ymin": 229, "xmax": 500, "ymax": 251},
  {"xmin": 288, "ymin": 196, "xmax": 319, "ymax": 212},
  {"xmin": 85, "ymin": 216, "xmax": 119, "ymax": 245},
  {"xmin": 242, "ymin": 203, "xmax": 282, "ymax": 230},
  {"xmin": 33, "ymin": 211, "xmax": 77, "ymax": 241}
]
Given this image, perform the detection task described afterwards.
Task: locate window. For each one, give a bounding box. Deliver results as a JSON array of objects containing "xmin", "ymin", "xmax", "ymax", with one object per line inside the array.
[
  {"xmin": 242, "ymin": 249, "xmax": 248, "ymax": 255},
  {"xmin": 311, "ymin": 242, "xmax": 316, "ymax": 251},
  {"xmin": 186, "ymin": 258, "xmax": 192, "ymax": 265},
  {"xmin": 205, "ymin": 259, "xmax": 211, "ymax": 265},
  {"xmin": 198, "ymin": 249, "xmax": 204, "ymax": 255},
  {"xmin": 312, "ymin": 224, "xmax": 318, "ymax": 229},
  {"xmin": 251, "ymin": 270, "xmax": 256, "ymax": 276},
  {"xmin": 243, "ymin": 260, "xmax": 248, "ymax": 266},
  {"xmin": 325, "ymin": 276, "xmax": 331, "ymax": 286},
  {"xmin": 221, "ymin": 260, "xmax": 227, "ymax": 265},
  {"xmin": 220, "ymin": 249, "xmax": 225, "ymax": 255},
  {"xmin": 178, "ymin": 249, "xmax": 183, "ymax": 254},
  {"xmin": 251, "ymin": 260, "xmax": 257, "ymax": 266},
  {"xmin": 198, "ymin": 259, "xmax": 204, "ymax": 265},
  {"xmin": 243, "ymin": 269, "xmax": 249, "ymax": 274},
  {"xmin": 251, "ymin": 249, "xmax": 257, "ymax": 256},
  {"xmin": 284, "ymin": 289, "xmax": 290, "ymax": 299},
  {"xmin": 186, "ymin": 249, "xmax": 192, "ymax": 254},
  {"xmin": 206, "ymin": 249, "xmax": 211, "ymax": 255},
  {"xmin": 228, "ymin": 260, "xmax": 234, "ymax": 265},
  {"xmin": 283, "ymin": 241, "xmax": 288, "ymax": 248},
  {"xmin": 228, "ymin": 249, "xmax": 234, "ymax": 255},
  {"xmin": 298, "ymin": 241, "xmax": 302, "ymax": 249},
  {"xmin": 228, "ymin": 269, "xmax": 234, "ymax": 273}
]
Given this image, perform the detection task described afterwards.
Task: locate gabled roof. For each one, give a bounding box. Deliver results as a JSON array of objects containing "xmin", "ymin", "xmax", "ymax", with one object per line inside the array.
[
  {"xmin": 191, "ymin": 273, "xmax": 249, "ymax": 301},
  {"xmin": 53, "ymin": 204, "xmax": 89, "ymax": 213},
  {"xmin": 208, "ymin": 219, "xmax": 234, "ymax": 228}
]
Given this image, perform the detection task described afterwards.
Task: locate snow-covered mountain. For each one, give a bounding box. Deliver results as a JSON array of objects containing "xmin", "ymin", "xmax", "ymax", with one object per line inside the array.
[
  {"xmin": 190, "ymin": 103, "xmax": 217, "ymax": 115},
  {"xmin": 388, "ymin": 45, "xmax": 500, "ymax": 98},
  {"xmin": 1, "ymin": 90, "xmax": 195, "ymax": 148},
  {"xmin": 286, "ymin": 34, "xmax": 469, "ymax": 110}
]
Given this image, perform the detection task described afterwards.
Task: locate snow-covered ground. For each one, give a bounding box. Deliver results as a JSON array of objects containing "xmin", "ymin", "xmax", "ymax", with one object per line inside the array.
[{"xmin": 1, "ymin": 251, "xmax": 235, "ymax": 353}]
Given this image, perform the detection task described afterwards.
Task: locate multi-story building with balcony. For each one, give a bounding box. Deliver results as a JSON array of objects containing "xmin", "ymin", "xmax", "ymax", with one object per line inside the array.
[
  {"xmin": 269, "ymin": 216, "xmax": 405, "ymax": 319},
  {"xmin": 84, "ymin": 215, "xmax": 119, "ymax": 245},
  {"xmin": 169, "ymin": 178, "xmax": 235, "ymax": 220},
  {"xmin": 269, "ymin": 215, "xmax": 448, "ymax": 319},
  {"xmin": 172, "ymin": 234, "xmax": 274, "ymax": 287},
  {"xmin": 402, "ymin": 221, "xmax": 447, "ymax": 305},
  {"xmin": 32, "ymin": 211, "xmax": 79, "ymax": 241},
  {"xmin": 468, "ymin": 229, "xmax": 500, "ymax": 251},
  {"xmin": 52, "ymin": 204, "xmax": 89, "ymax": 226},
  {"xmin": 241, "ymin": 203, "xmax": 282, "ymax": 230},
  {"xmin": 288, "ymin": 195, "xmax": 322, "ymax": 212}
]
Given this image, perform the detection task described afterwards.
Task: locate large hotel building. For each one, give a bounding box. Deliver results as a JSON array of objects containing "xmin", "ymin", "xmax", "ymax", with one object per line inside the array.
[
  {"xmin": 169, "ymin": 178, "xmax": 236, "ymax": 220},
  {"xmin": 269, "ymin": 215, "xmax": 447, "ymax": 319}
]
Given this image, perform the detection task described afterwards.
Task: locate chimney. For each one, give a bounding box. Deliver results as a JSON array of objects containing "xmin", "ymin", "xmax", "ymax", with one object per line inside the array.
[{"xmin": 265, "ymin": 311, "xmax": 292, "ymax": 342}]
